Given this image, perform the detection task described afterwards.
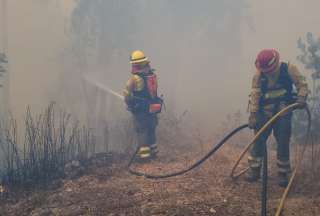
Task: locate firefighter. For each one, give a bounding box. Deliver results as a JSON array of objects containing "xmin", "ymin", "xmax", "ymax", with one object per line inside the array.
[
  {"xmin": 123, "ymin": 50, "xmax": 163, "ymax": 162},
  {"xmin": 247, "ymin": 49, "xmax": 308, "ymax": 187}
]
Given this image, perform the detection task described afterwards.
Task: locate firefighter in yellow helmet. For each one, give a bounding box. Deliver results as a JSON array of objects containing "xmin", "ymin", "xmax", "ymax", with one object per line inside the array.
[
  {"xmin": 123, "ymin": 50, "xmax": 163, "ymax": 162},
  {"xmin": 247, "ymin": 49, "xmax": 308, "ymax": 187}
]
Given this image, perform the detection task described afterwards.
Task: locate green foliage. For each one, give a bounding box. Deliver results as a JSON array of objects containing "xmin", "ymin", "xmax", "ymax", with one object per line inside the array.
[
  {"xmin": 294, "ymin": 32, "xmax": 320, "ymax": 142},
  {"xmin": 297, "ymin": 32, "xmax": 320, "ymax": 75}
]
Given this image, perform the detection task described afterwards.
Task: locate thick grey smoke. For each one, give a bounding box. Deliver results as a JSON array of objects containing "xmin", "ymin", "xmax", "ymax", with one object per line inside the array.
[
  {"xmin": 0, "ymin": 0, "xmax": 72, "ymax": 117},
  {"xmin": 2, "ymin": 0, "xmax": 320, "ymax": 151},
  {"xmin": 65, "ymin": 0, "xmax": 249, "ymax": 138}
]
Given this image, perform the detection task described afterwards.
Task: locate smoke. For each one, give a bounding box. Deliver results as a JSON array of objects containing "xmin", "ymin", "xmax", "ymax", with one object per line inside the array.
[
  {"xmin": 0, "ymin": 0, "xmax": 73, "ymax": 118},
  {"xmin": 2, "ymin": 0, "xmax": 320, "ymax": 151},
  {"xmin": 64, "ymin": 0, "xmax": 249, "ymax": 137}
]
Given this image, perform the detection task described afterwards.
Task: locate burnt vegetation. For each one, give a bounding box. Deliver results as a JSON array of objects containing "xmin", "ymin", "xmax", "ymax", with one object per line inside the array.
[{"xmin": 0, "ymin": 104, "xmax": 96, "ymax": 192}]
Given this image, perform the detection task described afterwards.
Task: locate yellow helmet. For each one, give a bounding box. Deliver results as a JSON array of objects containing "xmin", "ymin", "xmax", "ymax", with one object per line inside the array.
[{"xmin": 130, "ymin": 50, "xmax": 148, "ymax": 64}]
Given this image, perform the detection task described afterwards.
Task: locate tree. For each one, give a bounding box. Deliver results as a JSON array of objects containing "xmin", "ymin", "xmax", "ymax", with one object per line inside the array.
[
  {"xmin": 297, "ymin": 32, "xmax": 320, "ymax": 96},
  {"xmin": 294, "ymin": 32, "xmax": 320, "ymax": 142}
]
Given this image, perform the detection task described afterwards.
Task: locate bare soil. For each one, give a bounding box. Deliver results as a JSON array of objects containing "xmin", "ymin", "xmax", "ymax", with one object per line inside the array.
[{"xmin": 1, "ymin": 143, "xmax": 319, "ymax": 216}]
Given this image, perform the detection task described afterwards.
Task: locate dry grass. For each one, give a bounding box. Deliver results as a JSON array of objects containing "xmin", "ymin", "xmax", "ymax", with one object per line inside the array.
[{"xmin": 0, "ymin": 103, "xmax": 95, "ymax": 191}]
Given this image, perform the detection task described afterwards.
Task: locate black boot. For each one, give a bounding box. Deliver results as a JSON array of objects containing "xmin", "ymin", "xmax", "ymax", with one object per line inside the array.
[
  {"xmin": 245, "ymin": 167, "xmax": 261, "ymax": 182},
  {"xmin": 278, "ymin": 172, "xmax": 289, "ymax": 187},
  {"xmin": 150, "ymin": 144, "xmax": 158, "ymax": 160}
]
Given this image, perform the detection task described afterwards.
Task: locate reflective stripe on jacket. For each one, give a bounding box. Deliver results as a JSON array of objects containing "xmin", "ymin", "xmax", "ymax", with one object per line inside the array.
[{"xmin": 249, "ymin": 62, "xmax": 308, "ymax": 113}]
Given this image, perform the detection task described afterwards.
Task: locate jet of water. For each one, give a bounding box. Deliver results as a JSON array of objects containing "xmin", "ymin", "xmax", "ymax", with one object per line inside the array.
[{"xmin": 83, "ymin": 75, "xmax": 124, "ymax": 101}]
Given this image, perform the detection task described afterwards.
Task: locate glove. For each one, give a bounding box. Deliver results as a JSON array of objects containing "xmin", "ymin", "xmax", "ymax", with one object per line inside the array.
[
  {"xmin": 125, "ymin": 97, "xmax": 138, "ymax": 111},
  {"xmin": 248, "ymin": 112, "xmax": 258, "ymax": 129},
  {"xmin": 296, "ymin": 96, "xmax": 307, "ymax": 109}
]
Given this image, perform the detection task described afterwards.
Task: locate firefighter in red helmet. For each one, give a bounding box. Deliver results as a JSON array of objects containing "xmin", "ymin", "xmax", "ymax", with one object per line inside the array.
[
  {"xmin": 247, "ymin": 49, "xmax": 308, "ymax": 187},
  {"xmin": 123, "ymin": 50, "xmax": 163, "ymax": 162}
]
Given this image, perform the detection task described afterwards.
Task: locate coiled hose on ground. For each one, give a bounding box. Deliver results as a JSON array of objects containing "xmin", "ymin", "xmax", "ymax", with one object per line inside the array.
[{"xmin": 128, "ymin": 103, "xmax": 311, "ymax": 216}]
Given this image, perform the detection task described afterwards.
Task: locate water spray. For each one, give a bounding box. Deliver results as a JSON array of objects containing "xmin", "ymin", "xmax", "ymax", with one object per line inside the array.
[{"xmin": 83, "ymin": 75, "xmax": 124, "ymax": 101}]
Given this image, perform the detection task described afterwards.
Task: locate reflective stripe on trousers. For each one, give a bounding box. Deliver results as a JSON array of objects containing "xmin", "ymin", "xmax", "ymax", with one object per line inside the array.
[{"xmin": 249, "ymin": 109, "xmax": 292, "ymax": 172}]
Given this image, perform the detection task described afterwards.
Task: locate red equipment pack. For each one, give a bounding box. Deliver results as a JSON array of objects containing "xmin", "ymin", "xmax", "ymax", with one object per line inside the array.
[
  {"xmin": 129, "ymin": 72, "xmax": 163, "ymax": 114},
  {"xmin": 145, "ymin": 73, "xmax": 162, "ymax": 113},
  {"xmin": 149, "ymin": 103, "xmax": 162, "ymax": 114},
  {"xmin": 145, "ymin": 73, "xmax": 158, "ymax": 98}
]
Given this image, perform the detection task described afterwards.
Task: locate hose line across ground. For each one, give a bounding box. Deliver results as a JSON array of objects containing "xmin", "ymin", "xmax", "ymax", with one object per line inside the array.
[
  {"xmin": 230, "ymin": 103, "xmax": 309, "ymax": 179},
  {"xmin": 230, "ymin": 103, "xmax": 311, "ymax": 216},
  {"xmin": 128, "ymin": 124, "xmax": 248, "ymax": 179},
  {"xmin": 128, "ymin": 103, "xmax": 311, "ymax": 216}
]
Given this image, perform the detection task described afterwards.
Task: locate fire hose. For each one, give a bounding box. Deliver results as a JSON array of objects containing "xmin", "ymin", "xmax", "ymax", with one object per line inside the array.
[
  {"xmin": 128, "ymin": 103, "xmax": 311, "ymax": 216},
  {"xmin": 128, "ymin": 124, "xmax": 248, "ymax": 179},
  {"xmin": 230, "ymin": 103, "xmax": 311, "ymax": 216},
  {"xmin": 83, "ymin": 73, "xmax": 312, "ymax": 215}
]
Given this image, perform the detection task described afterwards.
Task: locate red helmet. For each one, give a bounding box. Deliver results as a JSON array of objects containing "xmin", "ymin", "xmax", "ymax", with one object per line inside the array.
[{"xmin": 255, "ymin": 49, "xmax": 280, "ymax": 74}]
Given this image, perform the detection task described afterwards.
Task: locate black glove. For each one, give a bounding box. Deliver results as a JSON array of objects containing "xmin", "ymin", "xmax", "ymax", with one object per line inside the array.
[
  {"xmin": 296, "ymin": 96, "xmax": 307, "ymax": 109},
  {"xmin": 248, "ymin": 112, "xmax": 258, "ymax": 129}
]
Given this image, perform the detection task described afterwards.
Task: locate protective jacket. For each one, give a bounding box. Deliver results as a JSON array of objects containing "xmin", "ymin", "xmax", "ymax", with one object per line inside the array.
[
  {"xmin": 123, "ymin": 69, "xmax": 163, "ymax": 114},
  {"xmin": 123, "ymin": 68, "xmax": 162, "ymax": 161},
  {"xmin": 247, "ymin": 62, "xmax": 308, "ymax": 176},
  {"xmin": 249, "ymin": 62, "xmax": 308, "ymax": 116}
]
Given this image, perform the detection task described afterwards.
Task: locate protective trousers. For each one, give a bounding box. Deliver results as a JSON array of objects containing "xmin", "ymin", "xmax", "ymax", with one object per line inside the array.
[
  {"xmin": 133, "ymin": 113, "xmax": 158, "ymax": 159},
  {"xmin": 248, "ymin": 111, "xmax": 292, "ymax": 174}
]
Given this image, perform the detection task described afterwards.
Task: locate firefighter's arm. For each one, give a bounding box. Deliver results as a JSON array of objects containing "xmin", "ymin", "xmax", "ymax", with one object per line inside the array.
[
  {"xmin": 123, "ymin": 78, "xmax": 135, "ymax": 105},
  {"xmin": 287, "ymin": 63, "xmax": 308, "ymax": 101},
  {"xmin": 248, "ymin": 72, "xmax": 262, "ymax": 129},
  {"xmin": 249, "ymin": 72, "xmax": 262, "ymax": 113}
]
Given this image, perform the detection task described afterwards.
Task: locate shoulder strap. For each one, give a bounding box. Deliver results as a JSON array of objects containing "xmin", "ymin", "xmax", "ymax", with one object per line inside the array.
[
  {"xmin": 279, "ymin": 62, "xmax": 288, "ymax": 77},
  {"xmin": 260, "ymin": 73, "xmax": 268, "ymax": 94},
  {"xmin": 279, "ymin": 62, "xmax": 293, "ymax": 93}
]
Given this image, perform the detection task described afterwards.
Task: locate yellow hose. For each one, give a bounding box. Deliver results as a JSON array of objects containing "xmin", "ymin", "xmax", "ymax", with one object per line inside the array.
[
  {"xmin": 275, "ymin": 107, "xmax": 311, "ymax": 216},
  {"xmin": 229, "ymin": 103, "xmax": 311, "ymax": 216},
  {"xmin": 230, "ymin": 103, "xmax": 301, "ymax": 179}
]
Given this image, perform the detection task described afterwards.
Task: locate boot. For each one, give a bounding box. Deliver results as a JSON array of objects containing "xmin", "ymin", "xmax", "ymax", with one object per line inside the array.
[
  {"xmin": 150, "ymin": 144, "xmax": 158, "ymax": 160},
  {"xmin": 278, "ymin": 172, "xmax": 289, "ymax": 188},
  {"xmin": 245, "ymin": 167, "xmax": 261, "ymax": 182}
]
